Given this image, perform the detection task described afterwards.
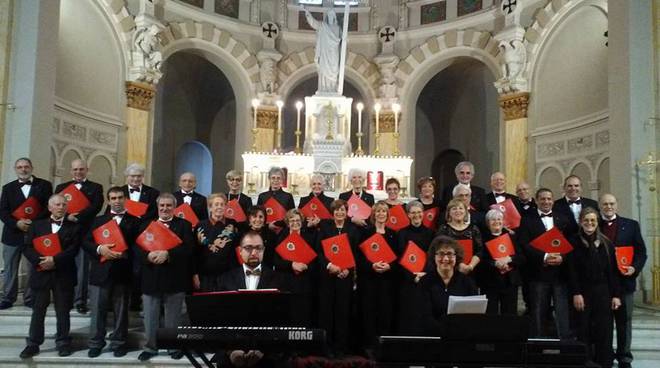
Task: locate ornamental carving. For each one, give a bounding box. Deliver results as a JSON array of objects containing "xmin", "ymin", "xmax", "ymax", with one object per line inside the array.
[
  {"xmin": 53, "ymin": 118, "xmax": 60, "ymax": 133},
  {"xmin": 256, "ymin": 108, "xmax": 278, "ymax": 129},
  {"xmin": 537, "ymin": 141, "xmax": 564, "ymax": 158},
  {"xmin": 90, "ymin": 129, "xmax": 116, "ymax": 146},
  {"xmin": 62, "ymin": 121, "xmax": 86, "ymax": 141},
  {"xmin": 373, "ymin": 111, "xmax": 396, "ymax": 133},
  {"xmin": 125, "ymin": 81, "xmax": 156, "ymax": 111},
  {"xmin": 595, "ymin": 131, "xmax": 609, "ymax": 147},
  {"xmin": 567, "ymin": 135, "xmax": 593, "ymax": 154},
  {"xmin": 499, "ymin": 92, "xmax": 529, "ymax": 120}
]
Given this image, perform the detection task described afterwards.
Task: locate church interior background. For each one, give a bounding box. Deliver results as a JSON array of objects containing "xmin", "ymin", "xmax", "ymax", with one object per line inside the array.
[{"xmin": 0, "ymin": 0, "xmax": 658, "ymax": 307}]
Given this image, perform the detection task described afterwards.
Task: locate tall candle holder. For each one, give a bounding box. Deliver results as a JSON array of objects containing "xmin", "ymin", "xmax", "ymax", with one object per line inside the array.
[
  {"xmin": 355, "ymin": 131, "xmax": 365, "ymax": 155},
  {"xmin": 393, "ymin": 132, "xmax": 400, "ymax": 156},
  {"xmin": 276, "ymin": 100, "xmax": 283, "ymax": 150},
  {"xmin": 251, "ymin": 128, "xmax": 258, "ymax": 152},
  {"xmin": 294, "ymin": 130, "xmax": 302, "ymax": 154},
  {"xmin": 295, "ymin": 101, "xmax": 303, "ymax": 154},
  {"xmin": 355, "ymin": 102, "xmax": 364, "ymax": 155},
  {"xmin": 392, "ymin": 103, "xmax": 401, "ymax": 156},
  {"xmin": 251, "ymin": 98, "xmax": 260, "ymax": 152},
  {"xmin": 374, "ymin": 132, "xmax": 381, "ymax": 156}
]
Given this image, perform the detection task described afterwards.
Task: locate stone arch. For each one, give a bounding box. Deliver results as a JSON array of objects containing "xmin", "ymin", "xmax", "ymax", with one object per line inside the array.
[
  {"xmin": 58, "ymin": 145, "xmax": 85, "ymax": 168},
  {"xmin": 97, "ymin": 0, "xmax": 134, "ymax": 78},
  {"xmin": 278, "ymin": 47, "xmax": 380, "ymax": 102},
  {"xmin": 88, "ymin": 151, "xmax": 118, "ymax": 181},
  {"xmin": 568, "ymin": 160, "xmax": 594, "ymax": 182},
  {"xmin": 536, "ymin": 164, "xmax": 565, "ymax": 195},
  {"xmin": 596, "ymin": 156, "xmax": 610, "ymax": 195}
]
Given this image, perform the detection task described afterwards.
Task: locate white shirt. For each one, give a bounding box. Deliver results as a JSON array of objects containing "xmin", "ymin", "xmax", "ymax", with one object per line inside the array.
[
  {"xmin": 129, "ymin": 185, "xmax": 142, "ymax": 202},
  {"xmin": 74, "ymin": 178, "xmax": 86, "ymax": 190},
  {"xmin": 242, "ymin": 264, "xmax": 262, "ymax": 290},
  {"xmin": 538, "ymin": 210, "xmax": 554, "ymax": 231},
  {"xmin": 50, "ymin": 218, "xmax": 63, "ymax": 233},
  {"xmin": 19, "ymin": 177, "xmax": 33, "ymax": 198},
  {"xmin": 493, "ymin": 192, "xmax": 506, "ymax": 203},
  {"xmin": 111, "ymin": 211, "xmax": 126, "ymax": 225},
  {"xmin": 566, "ymin": 196, "xmax": 582, "ymax": 223},
  {"xmin": 181, "ymin": 190, "xmax": 193, "ymax": 205}
]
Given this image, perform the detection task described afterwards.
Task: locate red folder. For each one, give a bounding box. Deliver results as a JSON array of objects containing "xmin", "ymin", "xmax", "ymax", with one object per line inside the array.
[
  {"xmin": 11, "ymin": 197, "xmax": 42, "ymax": 220},
  {"xmin": 386, "ymin": 205, "xmax": 410, "ymax": 231},
  {"xmin": 125, "ymin": 200, "xmax": 148, "ymax": 218},
  {"xmin": 359, "ymin": 233, "xmax": 397, "ymax": 264},
  {"xmin": 32, "ymin": 233, "xmax": 62, "ymax": 257},
  {"xmin": 92, "ymin": 219, "xmax": 128, "ymax": 263},
  {"xmin": 174, "ymin": 203, "xmax": 200, "ymax": 227},
  {"xmin": 422, "ymin": 207, "xmax": 439, "ymax": 231},
  {"xmin": 275, "ymin": 232, "xmax": 317, "ymax": 265},
  {"xmin": 347, "ymin": 194, "xmax": 371, "ymax": 220},
  {"xmin": 615, "ymin": 246, "xmax": 634, "ymax": 274},
  {"xmin": 489, "ymin": 199, "xmax": 521, "ymax": 229},
  {"xmin": 60, "ymin": 183, "xmax": 91, "ymax": 214},
  {"xmin": 485, "ymin": 233, "xmax": 515, "ymax": 259},
  {"xmin": 300, "ymin": 196, "xmax": 332, "ymax": 220},
  {"xmin": 225, "ymin": 199, "xmax": 247, "ymax": 222},
  {"xmin": 136, "ymin": 221, "xmax": 182, "ymax": 252},
  {"xmin": 321, "ymin": 233, "xmax": 355, "ymax": 269},
  {"xmin": 457, "ymin": 239, "xmax": 473, "ymax": 265},
  {"xmin": 399, "ymin": 240, "xmax": 426, "ymax": 274},
  {"xmin": 236, "ymin": 246, "xmax": 244, "ymax": 265},
  {"xmin": 264, "ymin": 197, "xmax": 286, "ymax": 224},
  {"xmin": 529, "ymin": 227, "xmax": 573, "ymax": 254}
]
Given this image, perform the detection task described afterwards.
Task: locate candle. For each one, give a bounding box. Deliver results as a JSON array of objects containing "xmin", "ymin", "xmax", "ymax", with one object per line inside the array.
[
  {"xmin": 356, "ymin": 102, "xmax": 363, "ymax": 133},
  {"xmin": 276, "ymin": 100, "xmax": 284, "ymax": 131},
  {"xmin": 251, "ymin": 98, "xmax": 260, "ymax": 129},
  {"xmin": 392, "ymin": 103, "xmax": 400, "ymax": 133},
  {"xmin": 295, "ymin": 101, "xmax": 303, "ymax": 131},
  {"xmin": 374, "ymin": 103, "xmax": 381, "ymax": 134}
]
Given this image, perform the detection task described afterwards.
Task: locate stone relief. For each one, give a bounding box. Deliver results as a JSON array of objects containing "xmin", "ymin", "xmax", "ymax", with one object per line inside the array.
[
  {"xmin": 133, "ymin": 24, "xmax": 162, "ymax": 72},
  {"xmin": 567, "ymin": 135, "xmax": 593, "ymax": 154},
  {"xmin": 62, "ymin": 122, "xmax": 86, "ymax": 141},
  {"xmin": 595, "ymin": 130, "xmax": 609, "ymax": 147},
  {"xmin": 89, "ymin": 129, "xmax": 117, "ymax": 147},
  {"xmin": 537, "ymin": 141, "xmax": 564, "ymax": 158}
]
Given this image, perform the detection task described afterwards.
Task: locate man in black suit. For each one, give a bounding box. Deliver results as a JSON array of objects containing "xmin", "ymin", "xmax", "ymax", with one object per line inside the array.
[
  {"xmin": 440, "ymin": 161, "xmax": 486, "ymax": 211},
  {"xmin": 55, "ymin": 159, "xmax": 104, "ymax": 314},
  {"xmin": 338, "ymin": 168, "xmax": 375, "ymax": 228},
  {"xmin": 173, "ymin": 172, "xmax": 208, "ymax": 222},
  {"xmin": 137, "ymin": 193, "xmax": 194, "ymax": 361},
  {"xmin": 122, "ymin": 162, "xmax": 160, "ymax": 221},
  {"xmin": 83, "ymin": 187, "xmax": 140, "ymax": 358},
  {"xmin": 484, "ymin": 172, "xmax": 517, "ymax": 207},
  {"xmin": 517, "ymin": 188, "xmax": 572, "ymax": 339},
  {"xmin": 0, "ymin": 157, "xmax": 52, "ymax": 309},
  {"xmin": 515, "ymin": 181, "xmax": 537, "ymax": 216},
  {"xmin": 552, "ymin": 175, "xmax": 599, "ymax": 236},
  {"xmin": 257, "ymin": 167, "xmax": 295, "ymax": 231},
  {"xmin": 599, "ymin": 193, "xmax": 647, "ymax": 368},
  {"xmin": 20, "ymin": 194, "xmax": 80, "ymax": 358},
  {"xmin": 226, "ymin": 169, "xmax": 253, "ymax": 224}
]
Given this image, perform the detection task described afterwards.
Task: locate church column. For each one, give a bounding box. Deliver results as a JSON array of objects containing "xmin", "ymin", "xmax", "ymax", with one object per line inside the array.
[
  {"xmin": 498, "ymin": 92, "xmax": 529, "ymax": 193},
  {"xmin": 124, "ymin": 81, "xmax": 156, "ymax": 166},
  {"xmin": 0, "ymin": 0, "xmax": 14, "ymax": 170}
]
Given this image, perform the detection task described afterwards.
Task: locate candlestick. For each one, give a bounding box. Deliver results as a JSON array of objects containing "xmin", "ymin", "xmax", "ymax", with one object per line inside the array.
[
  {"xmin": 374, "ymin": 103, "xmax": 381, "ymax": 135},
  {"xmin": 251, "ymin": 128, "xmax": 258, "ymax": 152},
  {"xmin": 276, "ymin": 100, "xmax": 283, "ymax": 150},
  {"xmin": 374, "ymin": 132, "xmax": 381, "ymax": 156},
  {"xmin": 294, "ymin": 130, "xmax": 302, "ymax": 154},
  {"xmin": 356, "ymin": 102, "xmax": 363, "ymax": 134},
  {"xmin": 392, "ymin": 103, "xmax": 400, "ymax": 133},
  {"xmin": 251, "ymin": 98, "xmax": 260, "ymax": 129},
  {"xmin": 355, "ymin": 131, "xmax": 364, "ymax": 155},
  {"xmin": 295, "ymin": 101, "xmax": 303, "ymax": 131}
]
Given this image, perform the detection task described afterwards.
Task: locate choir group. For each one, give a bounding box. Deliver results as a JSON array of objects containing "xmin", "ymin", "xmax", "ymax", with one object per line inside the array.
[{"xmin": 0, "ymin": 157, "xmax": 647, "ymax": 368}]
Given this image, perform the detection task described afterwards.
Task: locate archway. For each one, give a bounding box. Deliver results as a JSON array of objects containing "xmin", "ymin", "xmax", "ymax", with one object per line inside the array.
[
  {"xmin": 175, "ymin": 141, "xmax": 213, "ymax": 196},
  {"xmin": 431, "ymin": 149, "xmax": 465, "ymax": 197}
]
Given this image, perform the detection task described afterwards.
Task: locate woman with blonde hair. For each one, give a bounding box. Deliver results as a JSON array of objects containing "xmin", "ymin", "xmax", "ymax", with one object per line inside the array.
[{"xmin": 436, "ymin": 199, "xmax": 482, "ymax": 276}]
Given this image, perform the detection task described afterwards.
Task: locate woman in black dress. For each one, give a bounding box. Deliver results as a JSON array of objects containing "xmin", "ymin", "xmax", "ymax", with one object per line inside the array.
[
  {"xmin": 436, "ymin": 199, "xmax": 482, "ymax": 277},
  {"xmin": 416, "ymin": 176, "xmax": 442, "ymax": 231},
  {"xmin": 297, "ymin": 173, "xmax": 333, "ymax": 229}
]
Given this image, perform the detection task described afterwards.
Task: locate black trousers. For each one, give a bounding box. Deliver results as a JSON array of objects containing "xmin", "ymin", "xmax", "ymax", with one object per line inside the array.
[
  {"xmin": 576, "ymin": 283, "xmax": 614, "ymax": 368},
  {"xmin": 484, "ymin": 284, "xmax": 519, "ymax": 315},
  {"xmin": 359, "ymin": 275, "xmax": 394, "ymax": 347},
  {"xmin": 318, "ymin": 272, "xmax": 352, "ymax": 354},
  {"xmin": 614, "ymin": 292, "xmax": 634, "ymax": 364},
  {"xmin": 27, "ymin": 282, "xmax": 74, "ymax": 348}
]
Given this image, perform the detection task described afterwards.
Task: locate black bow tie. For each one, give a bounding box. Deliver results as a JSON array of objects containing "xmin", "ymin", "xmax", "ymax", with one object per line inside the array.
[
  {"xmin": 540, "ymin": 213, "xmax": 553, "ymax": 218},
  {"xmin": 568, "ymin": 199, "xmax": 581, "ymax": 205},
  {"xmin": 19, "ymin": 181, "xmax": 32, "ymax": 187},
  {"xmin": 183, "ymin": 193, "xmax": 193, "ymax": 198},
  {"xmin": 495, "ymin": 193, "xmax": 505, "ymax": 197},
  {"xmin": 111, "ymin": 212, "xmax": 125, "ymax": 217},
  {"xmin": 50, "ymin": 218, "xmax": 63, "ymax": 225},
  {"xmin": 245, "ymin": 269, "xmax": 261, "ymax": 276},
  {"xmin": 129, "ymin": 187, "xmax": 140, "ymax": 193},
  {"xmin": 158, "ymin": 219, "xmax": 172, "ymax": 227}
]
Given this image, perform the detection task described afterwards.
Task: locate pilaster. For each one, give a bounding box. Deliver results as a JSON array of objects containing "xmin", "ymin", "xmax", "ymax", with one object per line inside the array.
[{"xmin": 498, "ymin": 92, "xmax": 529, "ymax": 193}]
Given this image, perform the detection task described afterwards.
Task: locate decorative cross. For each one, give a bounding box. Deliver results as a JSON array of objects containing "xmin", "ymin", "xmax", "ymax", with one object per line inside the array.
[
  {"xmin": 262, "ymin": 22, "xmax": 278, "ymax": 39},
  {"xmin": 379, "ymin": 27, "xmax": 396, "ymax": 43},
  {"xmin": 501, "ymin": 0, "xmax": 517, "ymax": 15}
]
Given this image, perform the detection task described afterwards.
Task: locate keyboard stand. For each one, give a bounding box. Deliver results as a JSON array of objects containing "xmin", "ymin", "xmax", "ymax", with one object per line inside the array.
[{"xmin": 182, "ymin": 350, "xmax": 214, "ymax": 368}]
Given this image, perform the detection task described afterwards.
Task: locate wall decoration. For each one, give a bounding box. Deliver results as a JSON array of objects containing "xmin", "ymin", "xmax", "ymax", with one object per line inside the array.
[{"xmin": 421, "ymin": 2, "xmax": 447, "ymax": 25}]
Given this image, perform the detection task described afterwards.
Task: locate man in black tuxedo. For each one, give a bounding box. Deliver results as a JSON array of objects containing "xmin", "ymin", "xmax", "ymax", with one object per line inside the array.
[
  {"xmin": 121, "ymin": 162, "xmax": 160, "ymax": 221},
  {"xmin": 484, "ymin": 172, "xmax": 517, "ymax": 207},
  {"xmin": 552, "ymin": 175, "xmax": 599, "ymax": 236},
  {"xmin": 137, "ymin": 193, "xmax": 194, "ymax": 361},
  {"xmin": 515, "ymin": 181, "xmax": 537, "ymax": 216},
  {"xmin": 599, "ymin": 193, "xmax": 647, "ymax": 368},
  {"xmin": 55, "ymin": 159, "xmax": 104, "ymax": 314},
  {"xmin": 83, "ymin": 187, "xmax": 140, "ymax": 358},
  {"xmin": 0, "ymin": 157, "xmax": 52, "ymax": 309},
  {"xmin": 338, "ymin": 168, "xmax": 375, "ymax": 228},
  {"xmin": 173, "ymin": 172, "xmax": 208, "ymax": 222},
  {"xmin": 517, "ymin": 188, "xmax": 572, "ymax": 339},
  {"xmin": 257, "ymin": 167, "xmax": 295, "ymax": 231},
  {"xmin": 440, "ymin": 161, "xmax": 486, "ymax": 211},
  {"xmin": 226, "ymin": 169, "xmax": 253, "ymax": 224},
  {"xmin": 20, "ymin": 194, "xmax": 80, "ymax": 358}
]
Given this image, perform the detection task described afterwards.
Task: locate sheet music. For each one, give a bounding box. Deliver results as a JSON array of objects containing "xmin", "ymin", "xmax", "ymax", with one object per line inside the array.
[{"xmin": 447, "ymin": 295, "xmax": 488, "ymax": 314}]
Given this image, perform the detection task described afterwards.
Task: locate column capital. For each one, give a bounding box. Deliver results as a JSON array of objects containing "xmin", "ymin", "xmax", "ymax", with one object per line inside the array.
[
  {"xmin": 125, "ymin": 81, "xmax": 155, "ymax": 111},
  {"xmin": 499, "ymin": 91, "xmax": 529, "ymax": 121}
]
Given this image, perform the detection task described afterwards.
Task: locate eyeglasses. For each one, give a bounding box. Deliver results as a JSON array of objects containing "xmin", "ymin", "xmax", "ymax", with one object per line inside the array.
[
  {"xmin": 228, "ymin": 177, "xmax": 242, "ymax": 182},
  {"xmin": 436, "ymin": 252, "xmax": 456, "ymax": 259},
  {"xmin": 386, "ymin": 187, "xmax": 400, "ymax": 192},
  {"xmin": 241, "ymin": 245, "xmax": 265, "ymax": 253}
]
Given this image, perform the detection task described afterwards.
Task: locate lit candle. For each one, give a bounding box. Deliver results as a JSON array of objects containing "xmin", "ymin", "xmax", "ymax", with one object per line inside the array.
[
  {"xmin": 276, "ymin": 100, "xmax": 284, "ymax": 131},
  {"xmin": 374, "ymin": 103, "xmax": 381, "ymax": 134},
  {"xmin": 356, "ymin": 102, "xmax": 363, "ymax": 133},
  {"xmin": 295, "ymin": 101, "xmax": 303, "ymax": 131},
  {"xmin": 392, "ymin": 103, "xmax": 401, "ymax": 133},
  {"xmin": 251, "ymin": 99, "xmax": 260, "ymax": 129}
]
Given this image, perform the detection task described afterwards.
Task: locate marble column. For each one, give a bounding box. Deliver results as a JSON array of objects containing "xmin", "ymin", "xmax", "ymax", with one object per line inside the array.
[
  {"xmin": 125, "ymin": 81, "xmax": 156, "ymax": 166},
  {"xmin": 498, "ymin": 92, "xmax": 529, "ymax": 193}
]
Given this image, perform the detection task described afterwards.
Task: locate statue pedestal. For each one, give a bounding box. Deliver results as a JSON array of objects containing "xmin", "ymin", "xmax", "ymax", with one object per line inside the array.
[{"xmin": 304, "ymin": 95, "xmax": 353, "ymax": 156}]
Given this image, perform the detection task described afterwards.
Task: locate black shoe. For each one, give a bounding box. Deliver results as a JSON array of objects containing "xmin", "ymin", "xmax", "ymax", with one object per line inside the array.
[
  {"xmin": 0, "ymin": 301, "xmax": 13, "ymax": 310},
  {"xmin": 88, "ymin": 347, "xmax": 102, "ymax": 358},
  {"xmin": 19, "ymin": 345, "xmax": 39, "ymax": 359},
  {"xmin": 618, "ymin": 363, "xmax": 632, "ymax": 368},
  {"xmin": 170, "ymin": 350, "xmax": 184, "ymax": 360},
  {"xmin": 113, "ymin": 347, "xmax": 128, "ymax": 357},
  {"xmin": 24, "ymin": 300, "xmax": 33, "ymax": 309},
  {"xmin": 58, "ymin": 346, "xmax": 72, "ymax": 357},
  {"xmin": 138, "ymin": 351, "xmax": 157, "ymax": 361},
  {"xmin": 76, "ymin": 304, "xmax": 89, "ymax": 314}
]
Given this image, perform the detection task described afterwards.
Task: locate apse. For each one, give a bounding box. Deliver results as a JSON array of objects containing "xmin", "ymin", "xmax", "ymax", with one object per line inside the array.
[{"xmin": 152, "ymin": 52, "xmax": 236, "ymax": 193}]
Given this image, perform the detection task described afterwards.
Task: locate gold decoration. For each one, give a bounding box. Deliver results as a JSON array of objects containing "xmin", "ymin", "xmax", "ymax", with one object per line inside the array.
[
  {"xmin": 125, "ymin": 81, "xmax": 156, "ymax": 111},
  {"xmin": 499, "ymin": 92, "xmax": 530, "ymax": 120},
  {"xmin": 256, "ymin": 107, "xmax": 278, "ymax": 129},
  {"xmin": 373, "ymin": 111, "xmax": 396, "ymax": 133}
]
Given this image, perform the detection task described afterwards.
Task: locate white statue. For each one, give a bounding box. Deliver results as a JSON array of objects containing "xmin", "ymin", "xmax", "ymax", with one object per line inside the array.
[
  {"xmin": 499, "ymin": 39, "xmax": 526, "ymax": 82},
  {"xmin": 378, "ymin": 59, "xmax": 398, "ymax": 98},
  {"xmin": 259, "ymin": 58, "xmax": 278, "ymax": 94},
  {"xmin": 304, "ymin": 8, "xmax": 341, "ymax": 93},
  {"xmin": 133, "ymin": 24, "xmax": 162, "ymax": 71}
]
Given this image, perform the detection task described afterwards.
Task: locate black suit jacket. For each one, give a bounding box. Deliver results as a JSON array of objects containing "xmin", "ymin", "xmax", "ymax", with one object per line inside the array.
[
  {"xmin": 441, "ymin": 183, "xmax": 486, "ymax": 212},
  {"xmin": 516, "ymin": 198, "xmax": 537, "ymax": 217},
  {"xmin": 601, "ymin": 216, "xmax": 648, "ymax": 293},
  {"xmin": 137, "ymin": 216, "xmax": 194, "ymax": 294},
  {"xmin": 338, "ymin": 190, "xmax": 375, "ymax": 209},
  {"xmin": 0, "ymin": 177, "xmax": 53, "ymax": 245},
  {"xmin": 173, "ymin": 190, "xmax": 208, "ymax": 222},
  {"xmin": 257, "ymin": 189, "xmax": 295, "ymax": 212},
  {"xmin": 298, "ymin": 192, "xmax": 334, "ymax": 212},
  {"xmin": 484, "ymin": 192, "xmax": 518, "ymax": 208},
  {"xmin": 55, "ymin": 179, "xmax": 104, "ymax": 227},
  {"xmin": 219, "ymin": 265, "xmax": 280, "ymax": 291},
  {"xmin": 517, "ymin": 211, "xmax": 571, "ymax": 283},
  {"xmin": 23, "ymin": 218, "xmax": 80, "ymax": 290},
  {"xmin": 83, "ymin": 213, "xmax": 141, "ymax": 287},
  {"xmin": 552, "ymin": 197, "xmax": 599, "ymax": 236},
  {"xmin": 121, "ymin": 184, "xmax": 160, "ymax": 221}
]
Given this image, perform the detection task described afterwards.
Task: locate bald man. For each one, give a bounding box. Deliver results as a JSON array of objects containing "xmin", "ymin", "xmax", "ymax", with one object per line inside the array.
[
  {"xmin": 173, "ymin": 172, "xmax": 208, "ymax": 222},
  {"xmin": 484, "ymin": 172, "xmax": 517, "ymax": 207}
]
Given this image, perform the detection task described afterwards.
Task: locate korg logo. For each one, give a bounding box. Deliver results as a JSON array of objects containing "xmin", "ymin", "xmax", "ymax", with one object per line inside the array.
[{"xmin": 288, "ymin": 330, "xmax": 313, "ymax": 340}]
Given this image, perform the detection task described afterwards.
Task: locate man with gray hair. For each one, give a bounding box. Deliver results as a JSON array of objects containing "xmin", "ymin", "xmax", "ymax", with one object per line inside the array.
[
  {"xmin": 441, "ymin": 161, "xmax": 486, "ymax": 212},
  {"xmin": 173, "ymin": 172, "xmax": 207, "ymax": 222},
  {"xmin": 121, "ymin": 163, "xmax": 160, "ymax": 221},
  {"xmin": 225, "ymin": 169, "xmax": 252, "ymax": 224},
  {"xmin": 339, "ymin": 168, "xmax": 374, "ymax": 227}
]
